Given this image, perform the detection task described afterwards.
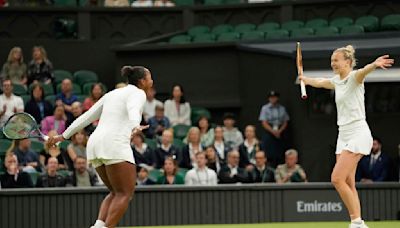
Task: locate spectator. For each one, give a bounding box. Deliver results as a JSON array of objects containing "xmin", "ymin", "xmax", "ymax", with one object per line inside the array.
[
  {"xmin": 154, "ymin": 129, "xmax": 180, "ymax": 169},
  {"xmin": 185, "ymin": 116, "xmax": 214, "ymax": 147},
  {"xmin": 185, "ymin": 151, "xmax": 218, "ymax": 185},
  {"xmin": 205, "ymin": 146, "xmax": 221, "ymax": 173},
  {"xmin": 36, "ymin": 157, "xmax": 68, "ymax": 187},
  {"xmin": 154, "ymin": 0, "xmax": 175, "ymax": 7},
  {"xmin": 27, "ymin": 46, "xmax": 53, "ymax": 85},
  {"xmin": 146, "ymin": 104, "xmax": 170, "ymax": 139},
  {"xmin": 164, "ymin": 84, "xmax": 191, "ymax": 126},
  {"xmin": 222, "ymin": 112, "xmax": 243, "ymax": 149},
  {"xmin": 1, "ymin": 47, "xmax": 27, "ymax": 86},
  {"xmin": 56, "ymin": 78, "xmax": 78, "ymax": 118},
  {"xmin": 275, "ymin": 149, "xmax": 307, "ymax": 183},
  {"xmin": 218, "ymin": 150, "xmax": 249, "ymax": 184},
  {"xmin": 213, "ymin": 126, "xmax": 230, "ymax": 165},
  {"xmin": 131, "ymin": 0, "xmax": 153, "ymax": 7},
  {"xmin": 238, "ymin": 125, "xmax": 260, "ymax": 169},
  {"xmin": 136, "ymin": 164, "xmax": 155, "ymax": 185},
  {"xmin": 248, "ymin": 151, "xmax": 275, "ymax": 183},
  {"xmin": 83, "ymin": 83, "xmax": 104, "ymax": 112},
  {"xmin": 25, "ymin": 83, "xmax": 53, "ymax": 123},
  {"xmin": 0, "ymin": 153, "xmax": 33, "ymax": 188},
  {"xmin": 143, "ymin": 87, "xmax": 162, "ymax": 121},
  {"xmin": 40, "ymin": 130, "xmax": 68, "ymax": 170},
  {"xmin": 131, "ymin": 132, "xmax": 154, "ymax": 167},
  {"xmin": 180, "ymin": 127, "xmax": 203, "ymax": 169},
  {"xmin": 13, "ymin": 139, "xmax": 41, "ymax": 173},
  {"xmin": 70, "ymin": 156, "xmax": 98, "ymax": 187},
  {"xmin": 67, "ymin": 129, "xmax": 88, "ymax": 162},
  {"xmin": 104, "ymin": 0, "xmax": 129, "ymax": 7},
  {"xmin": 259, "ymin": 91, "xmax": 290, "ymax": 167},
  {"xmin": 40, "ymin": 105, "xmax": 66, "ymax": 135},
  {"xmin": 356, "ymin": 137, "xmax": 391, "ymax": 182},
  {"xmin": 0, "ymin": 79, "xmax": 24, "ymax": 127},
  {"xmin": 66, "ymin": 101, "xmax": 83, "ymax": 127},
  {"xmin": 156, "ymin": 156, "xmax": 184, "ymax": 185}
]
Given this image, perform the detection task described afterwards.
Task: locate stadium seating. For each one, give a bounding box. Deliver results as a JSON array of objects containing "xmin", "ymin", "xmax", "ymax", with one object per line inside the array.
[
  {"xmin": 234, "ymin": 23, "xmax": 256, "ymax": 33},
  {"xmin": 59, "ymin": 140, "xmax": 71, "ymax": 151},
  {"xmin": 21, "ymin": 94, "xmax": 30, "ymax": 105},
  {"xmin": 211, "ymin": 24, "xmax": 234, "ymax": 35},
  {"xmin": 169, "ymin": 35, "xmax": 192, "ymax": 44},
  {"xmin": 305, "ymin": 18, "xmax": 328, "ymax": 29},
  {"xmin": 82, "ymin": 82, "xmax": 107, "ymax": 95},
  {"xmin": 380, "ymin": 14, "xmax": 400, "ymax": 30},
  {"xmin": 355, "ymin": 15, "xmax": 379, "ymax": 32},
  {"xmin": 28, "ymin": 83, "xmax": 55, "ymax": 96},
  {"xmin": 174, "ymin": 0, "xmax": 194, "ymax": 6},
  {"xmin": 188, "ymin": 25, "xmax": 210, "ymax": 36},
  {"xmin": 290, "ymin": 28, "xmax": 314, "ymax": 38},
  {"xmin": 173, "ymin": 124, "xmax": 191, "ymax": 139},
  {"xmin": 53, "ymin": 0, "xmax": 76, "ymax": 6},
  {"xmin": 314, "ymin": 26, "xmax": 339, "ymax": 37},
  {"xmin": 217, "ymin": 32, "xmax": 241, "ymax": 42},
  {"xmin": 45, "ymin": 95, "xmax": 57, "ymax": 105},
  {"xmin": 265, "ymin": 29, "xmax": 290, "ymax": 39},
  {"xmin": 145, "ymin": 138, "xmax": 158, "ymax": 150},
  {"xmin": 192, "ymin": 34, "xmax": 216, "ymax": 43},
  {"xmin": 257, "ymin": 22, "xmax": 280, "ymax": 32},
  {"xmin": 330, "ymin": 17, "xmax": 353, "ymax": 30},
  {"xmin": 12, "ymin": 84, "xmax": 27, "ymax": 95},
  {"xmin": 241, "ymin": 31, "xmax": 265, "ymax": 41},
  {"xmin": 173, "ymin": 138, "xmax": 185, "ymax": 150},
  {"xmin": 73, "ymin": 70, "xmax": 98, "ymax": 86},
  {"xmin": 54, "ymin": 69, "xmax": 73, "ymax": 84},
  {"xmin": 30, "ymin": 140, "xmax": 44, "ymax": 153},
  {"xmin": 56, "ymin": 83, "xmax": 82, "ymax": 94},
  {"xmin": 191, "ymin": 107, "xmax": 211, "ymax": 124},
  {"xmin": 340, "ymin": 25, "xmax": 364, "ymax": 35},
  {"xmin": 281, "ymin": 20, "xmax": 304, "ymax": 31},
  {"xmin": 0, "ymin": 139, "xmax": 12, "ymax": 158}
]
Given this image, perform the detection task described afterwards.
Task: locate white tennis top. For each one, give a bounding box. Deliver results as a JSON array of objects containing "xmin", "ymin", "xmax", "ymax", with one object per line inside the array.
[
  {"xmin": 63, "ymin": 84, "xmax": 146, "ymax": 162},
  {"xmin": 330, "ymin": 70, "xmax": 366, "ymax": 127}
]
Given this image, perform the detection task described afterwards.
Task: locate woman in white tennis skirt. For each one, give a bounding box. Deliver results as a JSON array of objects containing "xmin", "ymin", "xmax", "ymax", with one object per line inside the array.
[
  {"xmin": 48, "ymin": 66, "xmax": 153, "ymax": 228},
  {"xmin": 299, "ymin": 45, "xmax": 393, "ymax": 228}
]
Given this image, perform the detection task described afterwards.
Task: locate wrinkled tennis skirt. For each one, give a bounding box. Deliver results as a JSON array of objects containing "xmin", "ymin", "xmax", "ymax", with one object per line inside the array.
[{"xmin": 335, "ymin": 120, "xmax": 373, "ymax": 155}]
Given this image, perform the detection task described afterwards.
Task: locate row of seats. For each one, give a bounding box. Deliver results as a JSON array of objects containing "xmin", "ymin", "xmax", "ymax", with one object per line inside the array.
[{"xmin": 46, "ymin": 0, "xmax": 243, "ymax": 6}]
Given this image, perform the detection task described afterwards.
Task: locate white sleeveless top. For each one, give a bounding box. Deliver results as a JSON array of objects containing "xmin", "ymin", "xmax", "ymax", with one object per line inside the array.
[{"xmin": 330, "ymin": 70, "xmax": 366, "ymax": 127}]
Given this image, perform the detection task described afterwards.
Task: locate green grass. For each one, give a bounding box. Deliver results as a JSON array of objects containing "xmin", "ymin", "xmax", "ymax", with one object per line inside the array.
[{"xmin": 128, "ymin": 221, "xmax": 400, "ymax": 228}]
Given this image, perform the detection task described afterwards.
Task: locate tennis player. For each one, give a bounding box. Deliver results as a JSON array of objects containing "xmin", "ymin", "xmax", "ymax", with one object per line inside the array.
[
  {"xmin": 47, "ymin": 66, "xmax": 153, "ymax": 228},
  {"xmin": 299, "ymin": 45, "xmax": 394, "ymax": 228}
]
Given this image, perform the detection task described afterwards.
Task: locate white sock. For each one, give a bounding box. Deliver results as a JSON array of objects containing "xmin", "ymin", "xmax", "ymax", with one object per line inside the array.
[
  {"xmin": 351, "ymin": 217, "xmax": 362, "ymax": 223},
  {"xmin": 93, "ymin": 220, "xmax": 105, "ymax": 228}
]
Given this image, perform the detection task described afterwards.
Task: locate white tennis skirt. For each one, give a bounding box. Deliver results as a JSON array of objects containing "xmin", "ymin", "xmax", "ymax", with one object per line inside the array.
[{"xmin": 335, "ymin": 120, "xmax": 373, "ymax": 155}]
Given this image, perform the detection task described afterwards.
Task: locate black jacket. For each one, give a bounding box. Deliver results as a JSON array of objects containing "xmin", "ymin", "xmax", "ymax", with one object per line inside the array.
[
  {"xmin": 248, "ymin": 166, "xmax": 275, "ymax": 183},
  {"xmin": 25, "ymin": 99, "xmax": 53, "ymax": 123},
  {"xmin": 0, "ymin": 172, "xmax": 33, "ymax": 188},
  {"xmin": 36, "ymin": 173, "xmax": 68, "ymax": 187},
  {"xmin": 154, "ymin": 145, "xmax": 180, "ymax": 169},
  {"xmin": 218, "ymin": 165, "xmax": 249, "ymax": 184}
]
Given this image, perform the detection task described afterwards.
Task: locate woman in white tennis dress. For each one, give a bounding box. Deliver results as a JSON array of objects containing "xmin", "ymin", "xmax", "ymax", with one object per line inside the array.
[
  {"xmin": 48, "ymin": 66, "xmax": 153, "ymax": 228},
  {"xmin": 299, "ymin": 45, "xmax": 394, "ymax": 228}
]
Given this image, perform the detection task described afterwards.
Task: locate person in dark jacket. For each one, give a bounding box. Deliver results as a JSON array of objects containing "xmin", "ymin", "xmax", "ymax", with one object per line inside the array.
[
  {"xmin": 131, "ymin": 132, "xmax": 154, "ymax": 167},
  {"xmin": 0, "ymin": 153, "xmax": 33, "ymax": 188},
  {"xmin": 24, "ymin": 83, "xmax": 53, "ymax": 123},
  {"xmin": 248, "ymin": 151, "xmax": 275, "ymax": 183},
  {"xmin": 218, "ymin": 150, "xmax": 249, "ymax": 184},
  {"xmin": 36, "ymin": 157, "xmax": 69, "ymax": 187}
]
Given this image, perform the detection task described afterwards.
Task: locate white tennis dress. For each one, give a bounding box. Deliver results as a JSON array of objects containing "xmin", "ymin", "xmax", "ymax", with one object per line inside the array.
[
  {"xmin": 331, "ymin": 70, "xmax": 373, "ymax": 155},
  {"xmin": 62, "ymin": 84, "xmax": 146, "ymax": 166}
]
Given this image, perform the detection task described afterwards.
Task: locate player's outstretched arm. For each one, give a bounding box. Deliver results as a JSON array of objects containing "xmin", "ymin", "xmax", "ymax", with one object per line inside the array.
[
  {"xmin": 299, "ymin": 76, "xmax": 334, "ymax": 90},
  {"xmin": 355, "ymin": 55, "xmax": 394, "ymax": 84}
]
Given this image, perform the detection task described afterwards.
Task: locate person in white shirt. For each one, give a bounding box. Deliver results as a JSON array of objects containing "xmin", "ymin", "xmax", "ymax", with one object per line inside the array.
[
  {"xmin": 143, "ymin": 87, "xmax": 162, "ymax": 121},
  {"xmin": 299, "ymin": 45, "xmax": 394, "ymax": 228},
  {"xmin": 131, "ymin": 0, "xmax": 153, "ymax": 7},
  {"xmin": 164, "ymin": 84, "xmax": 191, "ymax": 126},
  {"xmin": 48, "ymin": 66, "xmax": 153, "ymax": 228},
  {"xmin": 185, "ymin": 151, "xmax": 217, "ymax": 185},
  {"xmin": 0, "ymin": 79, "xmax": 24, "ymax": 127}
]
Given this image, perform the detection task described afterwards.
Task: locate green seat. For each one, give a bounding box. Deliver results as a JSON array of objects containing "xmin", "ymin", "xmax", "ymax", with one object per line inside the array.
[
  {"xmin": 169, "ymin": 35, "xmax": 191, "ymax": 44},
  {"xmin": 191, "ymin": 107, "xmax": 211, "ymax": 124},
  {"xmin": 29, "ymin": 171, "xmax": 40, "ymax": 186},
  {"xmin": 30, "ymin": 140, "xmax": 44, "ymax": 153},
  {"xmin": 224, "ymin": 0, "xmax": 241, "ymax": 4},
  {"xmin": 0, "ymin": 139, "xmax": 12, "ymax": 157},
  {"xmin": 173, "ymin": 138, "xmax": 185, "ymax": 150},
  {"xmin": 57, "ymin": 169, "xmax": 72, "ymax": 177},
  {"xmin": 53, "ymin": 0, "xmax": 76, "ymax": 6},
  {"xmin": 82, "ymin": 82, "xmax": 107, "ymax": 95},
  {"xmin": 211, "ymin": 24, "xmax": 234, "ymax": 35},
  {"xmin": 234, "ymin": 23, "xmax": 256, "ymax": 33},
  {"xmin": 28, "ymin": 83, "xmax": 55, "ymax": 96},
  {"xmin": 314, "ymin": 26, "xmax": 339, "ymax": 37},
  {"xmin": 204, "ymin": 0, "xmax": 223, "ymax": 5},
  {"xmin": 257, "ymin": 22, "xmax": 280, "ymax": 32},
  {"xmin": 381, "ymin": 14, "xmax": 400, "ymax": 30},
  {"xmin": 12, "ymin": 84, "xmax": 27, "ymax": 95},
  {"xmin": 76, "ymin": 95, "xmax": 86, "ymax": 103},
  {"xmin": 265, "ymin": 29, "xmax": 289, "ymax": 39},
  {"xmin": 56, "ymin": 83, "xmax": 82, "ymax": 94},
  {"xmin": 241, "ymin": 31, "xmax": 265, "ymax": 41},
  {"xmin": 188, "ymin": 25, "xmax": 210, "ymax": 36},
  {"xmin": 21, "ymin": 94, "xmax": 31, "ymax": 105},
  {"xmin": 217, "ymin": 32, "xmax": 241, "ymax": 42},
  {"xmin": 330, "ymin": 17, "xmax": 353, "ymax": 29},
  {"xmin": 173, "ymin": 124, "xmax": 191, "ymax": 139},
  {"xmin": 148, "ymin": 169, "xmax": 163, "ymax": 182},
  {"xmin": 59, "ymin": 140, "xmax": 71, "ymax": 151},
  {"xmin": 192, "ymin": 33, "xmax": 216, "ymax": 43},
  {"xmin": 174, "ymin": 0, "xmax": 194, "ymax": 6},
  {"xmin": 305, "ymin": 18, "xmax": 328, "ymax": 29},
  {"xmin": 145, "ymin": 138, "xmax": 158, "ymax": 150},
  {"xmin": 355, "ymin": 15, "xmax": 379, "ymax": 32},
  {"xmin": 177, "ymin": 168, "xmax": 188, "ymax": 178},
  {"xmin": 340, "ymin": 25, "xmax": 364, "ymax": 35},
  {"xmin": 290, "ymin": 28, "xmax": 314, "ymax": 38},
  {"xmin": 281, "ymin": 20, "xmax": 304, "ymax": 31},
  {"xmin": 44, "ymin": 95, "xmax": 57, "ymax": 105},
  {"xmin": 73, "ymin": 70, "xmax": 98, "ymax": 86},
  {"xmin": 54, "ymin": 69, "xmax": 73, "ymax": 85}
]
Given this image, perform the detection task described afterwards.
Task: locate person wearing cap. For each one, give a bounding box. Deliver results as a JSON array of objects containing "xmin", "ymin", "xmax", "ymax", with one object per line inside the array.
[
  {"xmin": 222, "ymin": 112, "xmax": 244, "ymax": 149},
  {"xmin": 146, "ymin": 103, "xmax": 170, "ymax": 139},
  {"xmin": 258, "ymin": 90, "xmax": 290, "ymax": 167}
]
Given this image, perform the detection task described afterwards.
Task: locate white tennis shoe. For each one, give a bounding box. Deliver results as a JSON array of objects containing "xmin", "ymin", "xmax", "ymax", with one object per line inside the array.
[{"xmin": 349, "ymin": 220, "xmax": 369, "ymax": 228}]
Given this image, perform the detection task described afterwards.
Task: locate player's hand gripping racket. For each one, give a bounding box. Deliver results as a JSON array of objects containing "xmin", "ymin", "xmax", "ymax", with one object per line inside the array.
[{"xmin": 296, "ymin": 42, "xmax": 307, "ymax": 99}]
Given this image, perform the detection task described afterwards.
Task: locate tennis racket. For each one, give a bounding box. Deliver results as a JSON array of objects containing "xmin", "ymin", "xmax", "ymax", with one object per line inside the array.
[
  {"xmin": 296, "ymin": 42, "xmax": 308, "ymax": 99},
  {"xmin": 2, "ymin": 112, "xmax": 49, "ymax": 141}
]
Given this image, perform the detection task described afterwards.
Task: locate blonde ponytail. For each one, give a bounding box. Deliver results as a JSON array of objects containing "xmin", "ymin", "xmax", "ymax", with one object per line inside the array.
[{"xmin": 334, "ymin": 45, "xmax": 357, "ymax": 68}]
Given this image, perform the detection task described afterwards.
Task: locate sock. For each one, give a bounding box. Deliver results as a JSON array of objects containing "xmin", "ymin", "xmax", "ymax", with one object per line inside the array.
[
  {"xmin": 351, "ymin": 217, "xmax": 362, "ymax": 224},
  {"xmin": 93, "ymin": 220, "xmax": 105, "ymax": 228}
]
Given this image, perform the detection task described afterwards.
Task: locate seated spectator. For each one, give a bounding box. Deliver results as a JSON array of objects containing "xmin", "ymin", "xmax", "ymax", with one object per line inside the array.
[
  {"xmin": 147, "ymin": 104, "xmax": 170, "ymax": 139},
  {"xmin": 13, "ymin": 138, "xmax": 41, "ymax": 173},
  {"xmin": 154, "ymin": 129, "xmax": 180, "ymax": 169},
  {"xmin": 213, "ymin": 126, "xmax": 231, "ymax": 165},
  {"xmin": 222, "ymin": 112, "xmax": 243, "ymax": 149},
  {"xmin": 248, "ymin": 151, "xmax": 275, "ymax": 183},
  {"xmin": 1, "ymin": 46, "xmax": 27, "ymax": 86},
  {"xmin": 356, "ymin": 137, "xmax": 391, "ymax": 182},
  {"xmin": 143, "ymin": 87, "xmax": 162, "ymax": 121},
  {"xmin": 275, "ymin": 149, "xmax": 307, "ymax": 183},
  {"xmin": 27, "ymin": 46, "xmax": 53, "ymax": 85},
  {"xmin": 218, "ymin": 150, "xmax": 249, "ymax": 184},
  {"xmin": 41, "ymin": 105, "xmax": 66, "ymax": 135},
  {"xmin": 83, "ymin": 83, "xmax": 104, "ymax": 112},
  {"xmin": 205, "ymin": 146, "xmax": 221, "ymax": 173},
  {"xmin": 131, "ymin": 132, "xmax": 154, "ymax": 167},
  {"xmin": 0, "ymin": 153, "xmax": 33, "ymax": 188},
  {"xmin": 66, "ymin": 101, "xmax": 83, "ymax": 127},
  {"xmin": 40, "ymin": 130, "xmax": 68, "ymax": 170},
  {"xmin": 180, "ymin": 127, "xmax": 203, "ymax": 169},
  {"xmin": 185, "ymin": 151, "xmax": 218, "ymax": 185},
  {"xmin": 154, "ymin": 0, "xmax": 175, "ymax": 7},
  {"xmin": 238, "ymin": 125, "xmax": 260, "ymax": 169},
  {"xmin": 56, "ymin": 78, "xmax": 78, "ymax": 119},
  {"xmin": 185, "ymin": 116, "xmax": 214, "ymax": 147},
  {"xmin": 104, "ymin": 0, "xmax": 129, "ymax": 7},
  {"xmin": 131, "ymin": 0, "xmax": 153, "ymax": 7},
  {"xmin": 136, "ymin": 164, "xmax": 155, "ymax": 185},
  {"xmin": 70, "ymin": 156, "xmax": 98, "ymax": 187},
  {"xmin": 0, "ymin": 79, "xmax": 24, "ymax": 127},
  {"xmin": 164, "ymin": 84, "xmax": 191, "ymax": 126},
  {"xmin": 25, "ymin": 83, "xmax": 53, "ymax": 123},
  {"xmin": 67, "ymin": 129, "xmax": 88, "ymax": 162},
  {"xmin": 36, "ymin": 157, "xmax": 68, "ymax": 187},
  {"xmin": 157, "ymin": 156, "xmax": 184, "ymax": 185}
]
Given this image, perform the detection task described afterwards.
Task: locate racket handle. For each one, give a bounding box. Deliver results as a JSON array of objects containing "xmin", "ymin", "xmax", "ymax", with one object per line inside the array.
[
  {"xmin": 300, "ymin": 80, "xmax": 307, "ymax": 99},
  {"xmin": 42, "ymin": 135, "xmax": 60, "ymax": 146}
]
